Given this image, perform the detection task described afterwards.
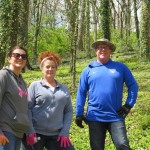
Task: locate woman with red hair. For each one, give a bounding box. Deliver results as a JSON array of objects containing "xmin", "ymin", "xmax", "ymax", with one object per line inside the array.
[{"xmin": 22, "ymin": 51, "xmax": 74, "ymax": 150}]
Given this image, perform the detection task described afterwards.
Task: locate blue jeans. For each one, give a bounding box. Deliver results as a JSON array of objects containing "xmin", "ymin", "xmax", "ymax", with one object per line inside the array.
[
  {"xmin": 0, "ymin": 131, "xmax": 21, "ymax": 150},
  {"xmin": 22, "ymin": 134, "xmax": 75, "ymax": 150},
  {"xmin": 88, "ymin": 121, "xmax": 131, "ymax": 150}
]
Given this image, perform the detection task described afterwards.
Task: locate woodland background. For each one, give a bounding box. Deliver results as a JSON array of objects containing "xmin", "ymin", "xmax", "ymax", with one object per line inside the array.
[
  {"xmin": 0, "ymin": 0, "xmax": 150, "ymax": 149},
  {"xmin": 0, "ymin": 0, "xmax": 150, "ymax": 73}
]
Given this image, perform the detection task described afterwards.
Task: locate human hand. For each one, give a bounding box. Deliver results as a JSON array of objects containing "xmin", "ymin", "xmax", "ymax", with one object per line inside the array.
[
  {"xmin": 57, "ymin": 136, "xmax": 71, "ymax": 148},
  {"xmin": 117, "ymin": 104, "xmax": 132, "ymax": 118},
  {"xmin": 26, "ymin": 133, "xmax": 37, "ymax": 146},
  {"xmin": 0, "ymin": 133, "xmax": 9, "ymax": 145},
  {"xmin": 75, "ymin": 116, "xmax": 87, "ymax": 128}
]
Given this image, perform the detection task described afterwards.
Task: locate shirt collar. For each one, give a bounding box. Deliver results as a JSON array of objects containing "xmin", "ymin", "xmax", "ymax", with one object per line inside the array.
[{"xmin": 40, "ymin": 78, "xmax": 60, "ymax": 88}]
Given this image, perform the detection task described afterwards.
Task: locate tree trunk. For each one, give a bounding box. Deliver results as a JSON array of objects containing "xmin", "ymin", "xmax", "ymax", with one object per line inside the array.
[
  {"xmin": 120, "ymin": 8, "xmax": 123, "ymax": 39},
  {"xmin": 71, "ymin": 0, "xmax": 79, "ymax": 88},
  {"xmin": 100, "ymin": 0, "xmax": 111, "ymax": 40},
  {"xmin": 65, "ymin": 0, "xmax": 79, "ymax": 88},
  {"xmin": 10, "ymin": 0, "xmax": 20, "ymax": 47},
  {"xmin": 85, "ymin": 0, "xmax": 91, "ymax": 58},
  {"xmin": 0, "ymin": 51, "xmax": 6, "ymax": 69},
  {"xmin": 133, "ymin": 0, "xmax": 140, "ymax": 47},
  {"xmin": 110, "ymin": 0, "xmax": 117, "ymax": 29},
  {"xmin": 125, "ymin": 0, "xmax": 131, "ymax": 45},
  {"xmin": 19, "ymin": 0, "xmax": 29, "ymax": 47},
  {"xmin": 140, "ymin": 0, "xmax": 150, "ymax": 61},
  {"xmin": 77, "ymin": 0, "xmax": 86, "ymax": 51},
  {"xmin": 32, "ymin": 0, "xmax": 45, "ymax": 65},
  {"xmin": 91, "ymin": 0, "xmax": 97, "ymax": 42},
  {"xmin": 0, "ymin": 0, "xmax": 11, "ymax": 69},
  {"xmin": 19, "ymin": 0, "xmax": 33, "ymax": 71}
]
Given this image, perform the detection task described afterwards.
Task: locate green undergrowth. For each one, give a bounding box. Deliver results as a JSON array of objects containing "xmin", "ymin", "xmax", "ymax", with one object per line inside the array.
[{"xmin": 22, "ymin": 53, "xmax": 150, "ymax": 150}]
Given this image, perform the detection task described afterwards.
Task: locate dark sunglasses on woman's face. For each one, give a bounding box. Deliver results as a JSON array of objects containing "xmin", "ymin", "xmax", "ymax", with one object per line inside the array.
[{"xmin": 11, "ymin": 53, "xmax": 27, "ymax": 60}]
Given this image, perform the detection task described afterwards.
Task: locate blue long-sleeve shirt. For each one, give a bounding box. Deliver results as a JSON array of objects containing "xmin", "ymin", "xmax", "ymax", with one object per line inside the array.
[{"xmin": 76, "ymin": 59, "xmax": 138, "ymax": 122}]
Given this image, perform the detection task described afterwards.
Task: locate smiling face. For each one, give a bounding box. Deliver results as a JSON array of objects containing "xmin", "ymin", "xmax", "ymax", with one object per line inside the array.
[
  {"xmin": 8, "ymin": 48, "xmax": 27, "ymax": 73},
  {"xmin": 95, "ymin": 44, "xmax": 111, "ymax": 64},
  {"xmin": 41, "ymin": 59, "xmax": 57, "ymax": 80}
]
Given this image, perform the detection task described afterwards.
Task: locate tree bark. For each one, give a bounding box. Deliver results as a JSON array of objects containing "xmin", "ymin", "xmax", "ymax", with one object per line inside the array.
[
  {"xmin": 32, "ymin": 0, "xmax": 45, "ymax": 65},
  {"xmin": 77, "ymin": 0, "xmax": 86, "ymax": 51},
  {"xmin": 140, "ymin": 0, "xmax": 150, "ymax": 61},
  {"xmin": 91, "ymin": 0, "xmax": 97, "ymax": 42},
  {"xmin": 10, "ymin": 0, "xmax": 20, "ymax": 47},
  {"xmin": 0, "ymin": 0, "xmax": 11, "ymax": 69},
  {"xmin": 100, "ymin": 0, "xmax": 111, "ymax": 40},
  {"xmin": 65, "ymin": 0, "xmax": 79, "ymax": 88},
  {"xmin": 85, "ymin": 0, "xmax": 91, "ymax": 58},
  {"xmin": 133, "ymin": 0, "xmax": 140, "ymax": 47}
]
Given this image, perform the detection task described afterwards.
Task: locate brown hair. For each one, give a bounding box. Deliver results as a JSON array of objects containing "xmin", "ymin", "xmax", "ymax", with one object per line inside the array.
[
  {"xmin": 38, "ymin": 51, "xmax": 61, "ymax": 68},
  {"xmin": 7, "ymin": 45, "xmax": 28, "ymax": 57}
]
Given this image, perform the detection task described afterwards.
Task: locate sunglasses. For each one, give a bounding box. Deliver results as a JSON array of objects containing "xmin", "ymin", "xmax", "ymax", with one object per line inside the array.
[{"xmin": 11, "ymin": 53, "xmax": 27, "ymax": 60}]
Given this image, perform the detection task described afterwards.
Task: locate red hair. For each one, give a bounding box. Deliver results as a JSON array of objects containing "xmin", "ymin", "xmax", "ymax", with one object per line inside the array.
[{"xmin": 38, "ymin": 51, "xmax": 61, "ymax": 68}]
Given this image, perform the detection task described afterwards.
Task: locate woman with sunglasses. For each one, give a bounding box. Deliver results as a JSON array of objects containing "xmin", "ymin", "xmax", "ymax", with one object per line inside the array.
[
  {"xmin": 22, "ymin": 51, "xmax": 74, "ymax": 150},
  {"xmin": 0, "ymin": 46, "xmax": 29, "ymax": 150}
]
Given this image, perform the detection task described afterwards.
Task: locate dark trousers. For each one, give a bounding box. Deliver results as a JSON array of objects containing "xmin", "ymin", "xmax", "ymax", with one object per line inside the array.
[
  {"xmin": 88, "ymin": 121, "xmax": 131, "ymax": 150},
  {"xmin": 22, "ymin": 134, "xmax": 75, "ymax": 150}
]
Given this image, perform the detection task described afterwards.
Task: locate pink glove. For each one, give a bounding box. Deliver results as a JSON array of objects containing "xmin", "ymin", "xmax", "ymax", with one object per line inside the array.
[
  {"xmin": 0, "ymin": 133, "xmax": 9, "ymax": 145},
  {"xmin": 26, "ymin": 133, "xmax": 37, "ymax": 146},
  {"xmin": 57, "ymin": 136, "xmax": 71, "ymax": 148}
]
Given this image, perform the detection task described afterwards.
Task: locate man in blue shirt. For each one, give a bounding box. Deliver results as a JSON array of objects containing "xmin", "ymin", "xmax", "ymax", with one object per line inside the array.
[{"xmin": 75, "ymin": 38, "xmax": 138, "ymax": 150}]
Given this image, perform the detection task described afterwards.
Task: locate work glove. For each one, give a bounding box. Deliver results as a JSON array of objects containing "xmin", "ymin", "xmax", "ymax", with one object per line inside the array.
[
  {"xmin": 57, "ymin": 136, "xmax": 71, "ymax": 148},
  {"xmin": 26, "ymin": 133, "xmax": 38, "ymax": 146},
  {"xmin": 117, "ymin": 104, "xmax": 132, "ymax": 119},
  {"xmin": 0, "ymin": 133, "xmax": 9, "ymax": 145},
  {"xmin": 75, "ymin": 116, "xmax": 87, "ymax": 128}
]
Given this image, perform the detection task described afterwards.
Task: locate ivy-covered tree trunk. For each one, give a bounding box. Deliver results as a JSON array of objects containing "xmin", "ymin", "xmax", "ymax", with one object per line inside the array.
[
  {"xmin": 0, "ymin": 0, "xmax": 11, "ymax": 69},
  {"xmin": 32, "ymin": 0, "xmax": 45, "ymax": 65},
  {"xmin": 100, "ymin": 0, "xmax": 111, "ymax": 40},
  {"xmin": 19, "ymin": 0, "xmax": 29, "ymax": 47},
  {"xmin": 91, "ymin": 0, "xmax": 97, "ymax": 41},
  {"xmin": 85, "ymin": 0, "xmax": 91, "ymax": 58},
  {"xmin": 65, "ymin": 0, "xmax": 79, "ymax": 88},
  {"xmin": 120, "ymin": 7, "xmax": 124, "ymax": 39},
  {"xmin": 10, "ymin": 0, "xmax": 20, "ymax": 47},
  {"xmin": 125, "ymin": 0, "xmax": 131, "ymax": 45},
  {"xmin": 71, "ymin": 0, "xmax": 79, "ymax": 88},
  {"xmin": 20, "ymin": 0, "xmax": 33, "ymax": 70},
  {"xmin": 32, "ymin": 0, "xmax": 40, "ymax": 65},
  {"xmin": 110, "ymin": 0, "xmax": 117, "ymax": 29},
  {"xmin": 140, "ymin": 0, "xmax": 150, "ymax": 61},
  {"xmin": 120, "ymin": 0, "xmax": 126, "ymax": 40},
  {"xmin": 0, "ymin": 0, "xmax": 31, "ymax": 69},
  {"xmin": 133, "ymin": 0, "xmax": 140, "ymax": 47},
  {"xmin": 0, "ymin": 51, "xmax": 6, "ymax": 69},
  {"xmin": 77, "ymin": 0, "xmax": 86, "ymax": 51}
]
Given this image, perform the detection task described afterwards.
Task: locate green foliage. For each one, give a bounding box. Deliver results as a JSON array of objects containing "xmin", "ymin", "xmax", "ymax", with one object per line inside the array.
[
  {"xmin": 28, "ymin": 26, "xmax": 70, "ymax": 57},
  {"xmin": 111, "ymin": 30, "xmax": 140, "ymax": 53},
  {"xmin": 22, "ymin": 52, "xmax": 150, "ymax": 150}
]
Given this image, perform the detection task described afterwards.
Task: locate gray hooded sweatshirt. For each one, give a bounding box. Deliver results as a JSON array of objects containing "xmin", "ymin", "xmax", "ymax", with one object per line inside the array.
[{"xmin": 0, "ymin": 69, "xmax": 29, "ymax": 138}]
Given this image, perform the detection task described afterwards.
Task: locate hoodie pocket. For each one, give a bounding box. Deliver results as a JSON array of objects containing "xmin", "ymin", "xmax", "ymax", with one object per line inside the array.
[{"xmin": 12, "ymin": 112, "xmax": 29, "ymax": 132}]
